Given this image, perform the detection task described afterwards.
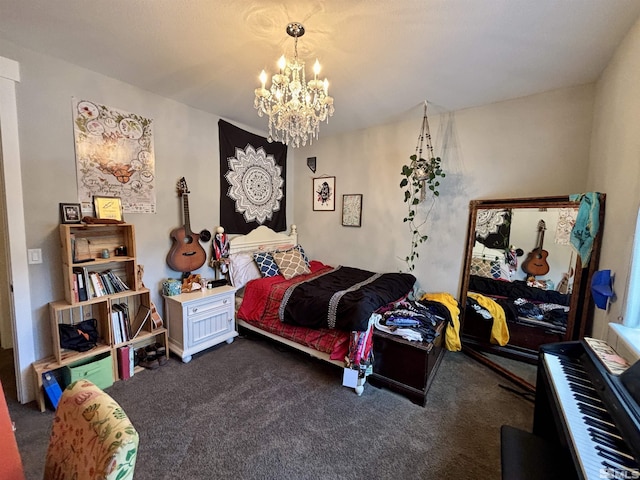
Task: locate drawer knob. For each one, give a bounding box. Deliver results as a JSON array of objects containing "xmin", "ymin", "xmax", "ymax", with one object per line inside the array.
[
  {"xmin": 223, "ymin": 298, "xmax": 228, "ymax": 304},
  {"xmin": 193, "ymin": 307, "xmax": 198, "ymax": 313}
]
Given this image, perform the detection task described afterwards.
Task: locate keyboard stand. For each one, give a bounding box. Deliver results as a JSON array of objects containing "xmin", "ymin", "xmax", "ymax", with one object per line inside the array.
[{"xmin": 501, "ymin": 425, "xmax": 578, "ymax": 480}]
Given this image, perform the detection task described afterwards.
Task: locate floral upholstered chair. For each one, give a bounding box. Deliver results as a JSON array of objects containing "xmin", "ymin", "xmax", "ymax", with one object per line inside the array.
[{"xmin": 43, "ymin": 379, "xmax": 138, "ymax": 480}]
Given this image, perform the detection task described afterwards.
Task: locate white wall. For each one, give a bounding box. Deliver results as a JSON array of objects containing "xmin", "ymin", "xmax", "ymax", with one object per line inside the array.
[
  {"xmin": 293, "ymin": 85, "xmax": 594, "ymax": 296},
  {"xmin": 0, "ymin": 38, "xmax": 295, "ymax": 401},
  {"xmin": 589, "ymin": 16, "xmax": 640, "ymax": 339}
]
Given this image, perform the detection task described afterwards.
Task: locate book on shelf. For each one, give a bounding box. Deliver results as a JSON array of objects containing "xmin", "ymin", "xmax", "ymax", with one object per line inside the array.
[
  {"xmin": 72, "ymin": 267, "xmax": 88, "ymax": 302},
  {"xmin": 109, "ymin": 270, "xmax": 129, "ymax": 291},
  {"xmin": 117, "ymin": 346, "xmax": 133, "ymax": 380},
  {"xmin": 119, "ymin": 302, "xmax": 132, "ymax": 340},
  {"xmin": 89, "ymin": 272, "xmax": 106, "ymax": 297},
  {"xmin": 99, "ymin": 272, "xmax": 115, "ymax": 295},
  {"xmin": 129, "ymin": 347, "xmax": 135, "ymax": 377},
  {"xmin": 111, "ymin": 306, "xmax": 122, "ymax": 344},
  {"xmin": 112, "ymin": 303, "xmax": 129, "ymax": 343},
  {"xmin": 72, "ymin": 273, "xmax": 79, "ymax": 303}
]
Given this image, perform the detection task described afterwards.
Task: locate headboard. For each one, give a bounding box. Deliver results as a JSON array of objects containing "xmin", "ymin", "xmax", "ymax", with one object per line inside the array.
[{"xmin": 227, "ymin": 225, "xmax": 298, "ymax": 255}]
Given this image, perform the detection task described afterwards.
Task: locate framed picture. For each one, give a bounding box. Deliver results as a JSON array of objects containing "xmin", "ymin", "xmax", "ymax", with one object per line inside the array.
[
  {"xmin": 59, "ymin": 203, "xmax": 82, "ymax": 224},
  {"xmin": 93, "ymin": 196, "xmax": 124, "ymax": 221},
  {"xmin": 313, "ymin": 176, "xmax": 335, "ymax": 211},
  {"xmin": 342, "ymin": 194, "xmax": 363, "ymax": 227}
]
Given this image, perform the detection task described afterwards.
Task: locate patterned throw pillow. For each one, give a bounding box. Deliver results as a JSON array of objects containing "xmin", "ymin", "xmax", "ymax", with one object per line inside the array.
[
  {"xmin": 470, "ymin": 257, "xmax": 501, "ymax": 279},
  {"xmin": 293, "ymin": 245, "xmax": 310, "ymax": 267},
  {"xmin": 272, "ymin": 248, "xmax": 311, "ymax": 280},
  {"xmin": 253, "ymin": 251, "xmax": 280, "ymax": 277}
]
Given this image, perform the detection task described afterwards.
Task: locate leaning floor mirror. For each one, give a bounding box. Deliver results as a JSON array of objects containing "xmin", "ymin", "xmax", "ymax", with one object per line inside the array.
[{"xmin": 458, "ymin": 194, "xmax": 606, "ymax": 391}]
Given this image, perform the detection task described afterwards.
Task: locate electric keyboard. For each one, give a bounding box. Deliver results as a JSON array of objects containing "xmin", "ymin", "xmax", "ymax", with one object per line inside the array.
[{"xmin": 534, "ymin": 341, "xmax": 640, "ymax": 480}]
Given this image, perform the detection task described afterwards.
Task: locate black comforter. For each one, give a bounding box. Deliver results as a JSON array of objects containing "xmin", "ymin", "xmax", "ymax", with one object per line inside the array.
[
  {"xmin": 468, "ymin": 275, "xmax": 570, "ymax": 306},
  {"xmin": 279, "ymin": 266, "xmax": 416, "ymax": 331}
]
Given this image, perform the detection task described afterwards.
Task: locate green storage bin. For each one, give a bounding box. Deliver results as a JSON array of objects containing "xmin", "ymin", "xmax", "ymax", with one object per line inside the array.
[{"xmin": 63, "ymin": 353, "xmax": 114, "ymax": 390}]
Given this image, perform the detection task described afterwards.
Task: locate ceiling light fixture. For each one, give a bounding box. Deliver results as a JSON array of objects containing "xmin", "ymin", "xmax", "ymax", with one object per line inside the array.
[{"xmin": 254, "ymin": 22, "xmax": 334, "ymax": 148}]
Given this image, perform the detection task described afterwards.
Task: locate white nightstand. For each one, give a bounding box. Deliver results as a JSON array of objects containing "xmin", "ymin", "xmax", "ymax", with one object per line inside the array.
[{"xmin": 163, "ymin": 285, "xmax": 238, "ymax": 363}]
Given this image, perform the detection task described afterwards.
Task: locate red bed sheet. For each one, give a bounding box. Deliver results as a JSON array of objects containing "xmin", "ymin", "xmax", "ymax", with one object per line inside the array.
[{"xmin": 237, "ymin": 261, "xmax": 350, "ymax": 360}]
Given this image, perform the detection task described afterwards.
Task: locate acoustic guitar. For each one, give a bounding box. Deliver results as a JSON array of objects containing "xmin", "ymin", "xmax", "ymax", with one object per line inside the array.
[
  {"xmin": 521, "ymin": 220, "xmax": 550, "ymax": 277},
  {"xmin": 166, "ymin": 177, "xmax": 207, "ymax": 273}
]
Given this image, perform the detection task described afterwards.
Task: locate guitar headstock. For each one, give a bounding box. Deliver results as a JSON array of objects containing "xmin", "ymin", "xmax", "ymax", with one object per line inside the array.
[
  {"xmin": 537, "ymin": 219, "xmax": 547, "ymax": 231},
  {"xmin": 177, "ymin": 177, "xmax": 190, "ymax": 196}
]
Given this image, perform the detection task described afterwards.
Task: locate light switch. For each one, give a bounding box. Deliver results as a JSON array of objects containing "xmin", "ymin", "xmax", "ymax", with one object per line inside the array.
[{"xmin": 28, "ymin": 248, "xmax": 42, "ymax": 264}]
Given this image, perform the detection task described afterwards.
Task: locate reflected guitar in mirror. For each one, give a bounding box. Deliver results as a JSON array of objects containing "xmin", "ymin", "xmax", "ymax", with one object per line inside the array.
[
  {"xmin": 459, "ymin": 195, "xmax": 606, "ymax": 388},
  {"xmin": 521, "ymin": 220, "xmax": 550, "ymax": 277}
]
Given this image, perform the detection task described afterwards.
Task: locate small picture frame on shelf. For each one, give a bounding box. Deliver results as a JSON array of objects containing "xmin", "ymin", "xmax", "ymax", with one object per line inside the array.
[
  {"xmin": 59, "ymin": 203, "xmax": 82, "ymax": 224},
  {"xmin": 313, "ymin": 176, "xmax": 335, "ymax": 211},
  {"xmin": 342, "ymin": 194, "xmax": 363, "ymax": 227},
  {"xmin": 93, "ymin": 196, "xmax": 124, "ymax": 221}
]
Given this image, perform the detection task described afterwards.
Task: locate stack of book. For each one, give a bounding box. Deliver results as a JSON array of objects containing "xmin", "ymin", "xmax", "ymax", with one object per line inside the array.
[{"xmin": 71, "ymin": 267, "xmax": 129, "ymax": 302}]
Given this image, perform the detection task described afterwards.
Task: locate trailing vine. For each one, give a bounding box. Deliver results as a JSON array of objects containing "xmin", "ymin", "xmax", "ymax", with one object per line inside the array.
[
  {"xmin": 400, "ymin": 155, "xmax": 445, "ymax": 271},
  {"xmin": 399, "ymin": 102, "xmax": 445, "ymax": 272}
]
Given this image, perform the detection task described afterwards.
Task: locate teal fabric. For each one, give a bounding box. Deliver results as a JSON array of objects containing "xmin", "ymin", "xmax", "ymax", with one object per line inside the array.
[{"xmin": 569, "ymin": 192, "xmax": 601, "ymax": 267}]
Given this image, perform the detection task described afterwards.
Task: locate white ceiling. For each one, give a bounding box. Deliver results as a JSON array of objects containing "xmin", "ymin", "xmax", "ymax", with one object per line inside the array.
[{"xmin": 1, "ymin": 0, "xmax": 640, "ymax": 139}]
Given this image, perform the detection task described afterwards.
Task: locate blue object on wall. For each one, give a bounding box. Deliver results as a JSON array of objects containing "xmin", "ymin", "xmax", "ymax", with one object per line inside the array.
[{"xmin": 591, "ymin": 269, "xmax": 614, "ymax": 310}]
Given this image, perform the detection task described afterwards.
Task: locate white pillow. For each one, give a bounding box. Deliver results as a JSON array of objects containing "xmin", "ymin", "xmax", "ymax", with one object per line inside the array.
[{"xmin": 228, "ymin": 251, "xmax": 261, "ymax": 289}]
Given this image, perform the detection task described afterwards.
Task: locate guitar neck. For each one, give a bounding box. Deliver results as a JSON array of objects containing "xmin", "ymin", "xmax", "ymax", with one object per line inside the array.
[
  {"xmin": 537, "ymin": 229, "xmax": 545, "ymax": 249},
  {"xmin": 182, "ymin": 194, "xmax": 193, "ymax": 236}
]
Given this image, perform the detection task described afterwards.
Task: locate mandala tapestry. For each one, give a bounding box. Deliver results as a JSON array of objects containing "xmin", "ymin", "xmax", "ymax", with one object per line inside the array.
[
  {"xmin": 475, "ymin": 209, "xmax": 512, "ymax": 250},
  {"xmin": 219, "ymin": 120, "xmax": 287, "ymax": 234}
]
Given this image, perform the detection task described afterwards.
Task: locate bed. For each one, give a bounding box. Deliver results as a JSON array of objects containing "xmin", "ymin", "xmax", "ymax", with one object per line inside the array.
[
  {"xmin": 225, "ymin": 225, "xmax": 417, "ymax": 395},
  {"xmin": 463, "ymin": 273, "xmax": 571, "ymax": 349}
]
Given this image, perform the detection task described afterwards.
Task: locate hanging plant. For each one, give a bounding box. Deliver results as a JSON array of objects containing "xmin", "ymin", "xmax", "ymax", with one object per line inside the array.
[{"xmin": 399, "ymin": 103, "xmax": 446, "ymax": 271}]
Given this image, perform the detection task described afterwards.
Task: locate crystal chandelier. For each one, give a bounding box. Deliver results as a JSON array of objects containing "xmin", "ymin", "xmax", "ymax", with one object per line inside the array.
[{"xmin": 254, "ymin": 22, "xmax": 335, "ymax": 148}]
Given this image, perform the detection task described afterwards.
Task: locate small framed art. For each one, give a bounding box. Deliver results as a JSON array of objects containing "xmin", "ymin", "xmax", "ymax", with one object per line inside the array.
[
  {"xmin": 59, "ymin": 203, "xmax": 82, "ymax": 224},
  {"xmin": 313, "ymin": 176, "xmax": 335, "ymax": 211},
  {"xmin": 93, "ymin": 196, "xmax": 124, "ymax": 221},
  {"xmin": 342, "ymin": 194, "xmax": 363, "ymax": 227}
]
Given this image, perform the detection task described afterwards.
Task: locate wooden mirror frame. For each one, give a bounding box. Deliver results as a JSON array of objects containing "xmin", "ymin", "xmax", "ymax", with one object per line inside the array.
[{"xmin": 459, "ymin": 194, "xmax": 606, "ymax": 367}]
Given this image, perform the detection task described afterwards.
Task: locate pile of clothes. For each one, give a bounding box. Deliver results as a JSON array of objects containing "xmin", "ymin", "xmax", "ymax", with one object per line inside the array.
[{"xmin": 373, "ymin": 298, "xmax": 449, "ymax": 343}]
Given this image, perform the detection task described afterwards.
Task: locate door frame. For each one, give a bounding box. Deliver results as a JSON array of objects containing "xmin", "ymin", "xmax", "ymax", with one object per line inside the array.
[{"xmin": 0, "ymin": 55, "xmax": 36, "ymax": 403}]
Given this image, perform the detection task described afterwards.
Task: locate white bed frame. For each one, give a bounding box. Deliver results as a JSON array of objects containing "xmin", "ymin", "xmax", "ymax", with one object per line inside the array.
[{"xmin": 227, "ymin": 224, "xmax": 367, "ymax": 395}]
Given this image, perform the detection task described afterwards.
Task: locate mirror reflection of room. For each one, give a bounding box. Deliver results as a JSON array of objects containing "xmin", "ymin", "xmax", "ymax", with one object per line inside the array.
[
  {"xmin": 460, "ymin": 195, "xmax": 606, "ymax": 380},
  {"xmin": 470, "ymin": 206, "xmax": 578, "ymax": 336}
]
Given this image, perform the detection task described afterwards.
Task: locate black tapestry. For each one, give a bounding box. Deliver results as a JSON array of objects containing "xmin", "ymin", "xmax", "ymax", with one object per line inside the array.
[
  {"xmin": 219, "ymin": 120, "xmax": 287, "ymax": 234},
  {"xmin": 475, "ymin": 209, "xmax": 511, "ymax": 250}
]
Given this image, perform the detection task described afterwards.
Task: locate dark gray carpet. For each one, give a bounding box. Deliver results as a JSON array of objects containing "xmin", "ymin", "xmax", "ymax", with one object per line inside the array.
[{"xmin": 7, "ymin": 335, "xmax": 534, "ymax": 480}]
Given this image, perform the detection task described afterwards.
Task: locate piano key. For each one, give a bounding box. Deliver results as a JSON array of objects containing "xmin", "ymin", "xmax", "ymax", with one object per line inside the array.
[
  {"xmin": 589, "ymin": 428, "xmax": 630, "ymax": 452},
  {"xmin": 585, "ymin": 418, "xmax": 624, "ymax": 438},
  {"xmin": 574, "ymin": 392, "xmax": 604, "ymax": 407},
  {"xmin": 595, "ymin": 445, "xmax": 638, "ymax": 469},
  {"xmin": 544, "ymin": 352, "xmax": 638, "ymax": 479},
  {"xmin": 569, "ymin": 382, "xmax": 600, "ymax": 398}
]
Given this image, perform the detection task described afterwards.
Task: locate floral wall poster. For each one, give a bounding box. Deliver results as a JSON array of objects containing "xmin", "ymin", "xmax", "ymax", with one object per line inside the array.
[{"xmin": 73, "ymin": 98, "xmax": 156, "ymax": 214}]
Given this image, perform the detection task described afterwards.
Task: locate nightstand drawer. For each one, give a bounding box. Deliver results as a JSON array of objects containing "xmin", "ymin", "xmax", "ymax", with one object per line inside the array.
[{"xmin": 186, "ymin": 294, "xmax": 232, "ymax": 317}]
